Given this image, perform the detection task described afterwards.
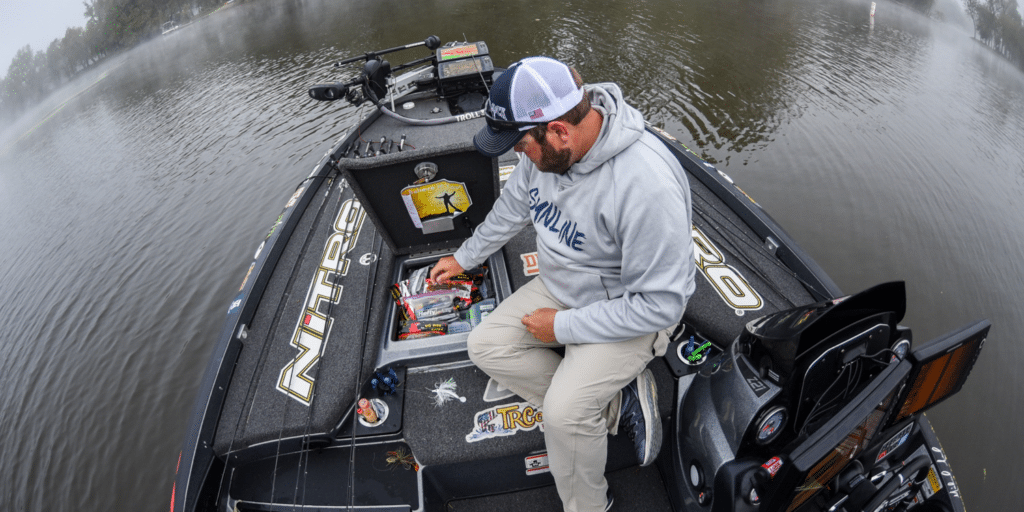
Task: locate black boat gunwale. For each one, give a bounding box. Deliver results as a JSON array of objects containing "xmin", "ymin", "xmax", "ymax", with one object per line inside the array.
[{"xmin": 172, "ymin": 42, "xmax": 983, "ymax": 512}]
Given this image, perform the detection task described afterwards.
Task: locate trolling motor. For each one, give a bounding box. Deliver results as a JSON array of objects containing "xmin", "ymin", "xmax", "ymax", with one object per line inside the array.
[
  {"xmin": 307, "ymin": 59, "xmax": 387, "ymax": 104},
  {"xmin": 308, "ymin": 36, "xmax": 493, "ymax": 125},
  {"xmin": 309, "ymin": 36, "xmax": 438, "ymax": 103}
]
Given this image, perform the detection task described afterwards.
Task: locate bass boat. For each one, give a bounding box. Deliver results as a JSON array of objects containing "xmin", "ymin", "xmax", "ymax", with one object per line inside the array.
[{"xmin": 171, "ymin": 36, "xmax": 989, "ymax": 512}]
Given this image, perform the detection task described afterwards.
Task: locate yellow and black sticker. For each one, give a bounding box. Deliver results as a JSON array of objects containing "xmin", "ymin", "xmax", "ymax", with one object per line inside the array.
[
  {"xmin": 925, "ymin": 465, "xmax": 943, "ymax": 497},
  {"xmin": 400, "ymin": 180, "xmax": 472, "ymax": 229}
]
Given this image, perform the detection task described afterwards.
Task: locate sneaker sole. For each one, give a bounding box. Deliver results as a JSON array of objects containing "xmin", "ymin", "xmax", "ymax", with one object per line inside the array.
[{"xmin": 637, "ymin": 368, "xmax": 662, "ymax": 466}]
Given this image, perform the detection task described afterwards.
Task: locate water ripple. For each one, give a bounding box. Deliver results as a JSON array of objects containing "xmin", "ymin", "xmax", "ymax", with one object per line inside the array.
[{"xmin": 1, "ymin": 1, "xmax": 1022, "ymax": 511}]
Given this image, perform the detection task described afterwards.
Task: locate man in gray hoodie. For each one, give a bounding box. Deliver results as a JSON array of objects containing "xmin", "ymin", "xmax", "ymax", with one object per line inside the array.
[{"xmin": 430, "ymin": 56, "xmax": 695, "ymax": 512}]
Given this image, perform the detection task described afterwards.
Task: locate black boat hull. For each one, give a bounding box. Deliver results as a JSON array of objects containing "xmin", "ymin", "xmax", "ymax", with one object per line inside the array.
[{"xmin": 172, "ymin": 41, "xmax": 982, "ymax": 512}]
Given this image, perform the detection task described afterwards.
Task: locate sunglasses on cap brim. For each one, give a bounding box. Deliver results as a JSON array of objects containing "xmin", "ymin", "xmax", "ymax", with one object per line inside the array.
[{"xmin": 483, "ymin": 103, "xmax": 546, "ymax": 132}]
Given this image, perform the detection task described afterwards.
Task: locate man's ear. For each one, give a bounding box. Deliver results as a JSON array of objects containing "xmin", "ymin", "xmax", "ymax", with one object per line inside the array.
[{"xmin": 548, "ymin": 121, "xmax": 571, "ymax": 144}]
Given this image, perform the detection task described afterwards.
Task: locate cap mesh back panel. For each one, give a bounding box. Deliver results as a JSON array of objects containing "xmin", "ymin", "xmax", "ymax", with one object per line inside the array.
[
  {"xmin": 894, "ymin": 333, "xmax": 984, "ymax": 423},
  {"xmin": 532, "ymin": 60, "xmax": 576, "ymax": 97},
  {"xmin": 513, "ymin": 70, "xmax": 551, "ymax": 120},
  {"xmin": 511, "ymin": 59, "xmax": 578, "ymax": 121},
  {"xmin": 785, "ymin": 389, "xmax": 896, "ymax": 512}
]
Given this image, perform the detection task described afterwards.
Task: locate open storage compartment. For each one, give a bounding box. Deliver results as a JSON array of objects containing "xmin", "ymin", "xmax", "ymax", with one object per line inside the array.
[
  {"xmin": 378, "ymin": 252, "xmax": 512, "ymax": 366},
  {"xmin": 341, "ymin": 141, "xmax": 512, "ymax": 366}
]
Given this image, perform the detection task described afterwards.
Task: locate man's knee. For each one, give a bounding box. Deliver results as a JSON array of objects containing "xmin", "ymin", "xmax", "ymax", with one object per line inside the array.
[
  {"xmin": 466, "ymin": 328, "xmax": 488, "ymax": 366},
  {"xmin": 466, "ymin": 315, "xmax": 515, "ymax": 366},
  {"xmin": 542, "ymin": 390, "xmax": 598, "ymax": 432}
]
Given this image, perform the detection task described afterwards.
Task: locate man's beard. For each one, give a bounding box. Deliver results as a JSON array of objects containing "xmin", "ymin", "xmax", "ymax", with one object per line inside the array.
[{"xmin": 534, "ymin": 139, "xmax": 574, "ymax": 174}]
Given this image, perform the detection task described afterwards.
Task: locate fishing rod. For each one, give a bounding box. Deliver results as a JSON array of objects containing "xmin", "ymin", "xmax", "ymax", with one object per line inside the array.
[
  {"xmin": 346, "ymin": 232, "xmax": 384, "ymax": 510},
  {"xmin": 332, "ymin": 36, "xmax": 441, "ymax": 67},
  {"xmin": 210, "ymin": 171, "xmax": 341, "ymax": 510},
  {"xmin": 268, "ymin": 178, "xmax": 346, "ymax": 510},
  {"xmin": 292, "ymin": 176, "xmax": 370, "ymax": 510}
]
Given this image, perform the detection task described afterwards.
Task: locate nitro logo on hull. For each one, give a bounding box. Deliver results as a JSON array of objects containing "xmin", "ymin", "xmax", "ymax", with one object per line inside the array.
[
  {"xmin": 466, "ymin": 402, "xmax": 544, "ymax": 443},
  {"xmin": 278, "ymin": 199, "xmax": 365, "ymax": 405},
  {"xmin": 692, "ymin": 225, "xmax": 763, "ymax": 315}
]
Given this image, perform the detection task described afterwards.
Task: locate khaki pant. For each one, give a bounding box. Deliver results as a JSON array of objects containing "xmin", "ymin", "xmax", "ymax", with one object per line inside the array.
[{"xmin": 467, "ymin": 277, "xmax": 668, "ymax": 512}]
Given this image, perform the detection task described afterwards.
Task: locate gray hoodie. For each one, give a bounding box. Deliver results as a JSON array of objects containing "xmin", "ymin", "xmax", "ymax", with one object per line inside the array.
[{"xmin": 454, "ymin": 82, "xmax": 696, "ymax": 344}]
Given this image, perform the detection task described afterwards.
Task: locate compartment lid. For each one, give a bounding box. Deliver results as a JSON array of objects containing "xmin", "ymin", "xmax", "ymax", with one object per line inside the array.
[{"xmin": 341, "ymin": 141, "xmax": 499, "ymax": 255}]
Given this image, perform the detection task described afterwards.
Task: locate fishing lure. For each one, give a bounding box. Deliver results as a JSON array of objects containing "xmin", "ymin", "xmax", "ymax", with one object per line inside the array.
[
  {"xmin": 386, "ymin": 447, "xmax": 418, "ymax": 471},
  {"xmin": 372, "ymin": 367, "xmax": 400, "ymax": 395},
  {"xmin": 430, "ymin": 377, "xmax": 466, "ymax": 407}
]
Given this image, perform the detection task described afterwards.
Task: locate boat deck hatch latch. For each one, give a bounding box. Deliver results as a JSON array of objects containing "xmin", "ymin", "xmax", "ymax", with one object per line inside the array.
[{"xmin": 415, "ymin": 161, "xmax": 438, "ymax": 181}]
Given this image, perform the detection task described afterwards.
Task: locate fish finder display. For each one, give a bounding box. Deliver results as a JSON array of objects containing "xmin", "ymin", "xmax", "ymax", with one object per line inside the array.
[
  {"xmin": 438, "ymin": 56, "xmax": 494, "ymax": 80},
  {"xmin": 437, "ymin": 42, "xmax": 489, "ymax": 61}
]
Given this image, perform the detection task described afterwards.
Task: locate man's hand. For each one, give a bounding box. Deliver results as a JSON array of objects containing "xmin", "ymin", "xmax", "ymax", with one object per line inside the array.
[
  {"xmin": 522, "ymin": 308, "xmax": 558, "ymax": 343},
  {"xmin": 430, "ymin": 256, "xmax": 465, "ymax": 283}
]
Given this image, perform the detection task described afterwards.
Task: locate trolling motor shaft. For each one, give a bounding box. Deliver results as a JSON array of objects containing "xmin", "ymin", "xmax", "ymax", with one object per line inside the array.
[{"xmin": 332, "ymin": 36, "xmax": 440, "ymax": 67}]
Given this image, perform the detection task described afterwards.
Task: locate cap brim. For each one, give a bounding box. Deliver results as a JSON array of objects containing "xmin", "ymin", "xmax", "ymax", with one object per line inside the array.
[{"xmin": 473, "ymin": 124, "xmax": 527, "ymax": 158}]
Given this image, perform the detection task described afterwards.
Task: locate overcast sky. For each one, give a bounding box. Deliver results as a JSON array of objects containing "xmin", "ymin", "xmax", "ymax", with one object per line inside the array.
[{"xmin": 1, "ymin": 0, "xmax": 89, "ymax": 78}]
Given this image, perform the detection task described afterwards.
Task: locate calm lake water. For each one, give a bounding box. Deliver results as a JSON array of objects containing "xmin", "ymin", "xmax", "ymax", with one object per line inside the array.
[{"xmin": 1, "ymin": 0, "xmax": 1022, "ymax": 510}]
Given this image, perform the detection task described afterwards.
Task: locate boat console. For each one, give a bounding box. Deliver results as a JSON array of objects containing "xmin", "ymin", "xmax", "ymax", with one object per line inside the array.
[{"xmin": 669, "ymin": 281, "xmax": 988, "ymax": 512}]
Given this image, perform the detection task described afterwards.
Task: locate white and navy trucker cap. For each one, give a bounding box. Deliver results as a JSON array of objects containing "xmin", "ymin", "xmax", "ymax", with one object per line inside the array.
[{"xmin": 473, "ymin": 56, "xmax": 585, "ymax": 157}]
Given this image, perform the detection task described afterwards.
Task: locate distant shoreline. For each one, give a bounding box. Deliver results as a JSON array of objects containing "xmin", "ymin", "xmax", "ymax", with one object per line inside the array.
[{"xmin": 1, "ymin": 0, "xmax": 242, "ymax": 122}]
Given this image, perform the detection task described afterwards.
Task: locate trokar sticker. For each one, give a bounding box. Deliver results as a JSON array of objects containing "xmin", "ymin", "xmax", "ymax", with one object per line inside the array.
[{"xmin": 466, "ymin": 402, "xmax": 544, "ymax": 443}]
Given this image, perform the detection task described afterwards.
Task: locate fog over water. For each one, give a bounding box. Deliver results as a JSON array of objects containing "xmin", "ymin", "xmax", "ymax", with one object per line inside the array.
[{"xmin": 1, "ymin": 0, "xmax": 1022, "ymax": 510}]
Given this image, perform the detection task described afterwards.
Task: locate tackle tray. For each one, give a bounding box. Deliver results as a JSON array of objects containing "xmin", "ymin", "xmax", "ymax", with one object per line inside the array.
[{"xmin": 376, "ymin": 252, "xmax": 512, "ymax": 368}]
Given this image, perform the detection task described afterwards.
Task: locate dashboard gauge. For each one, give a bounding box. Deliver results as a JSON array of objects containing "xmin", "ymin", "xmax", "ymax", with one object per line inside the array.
[{"xmin": 755, "ymin": 406, "xmax": 787, "ymax": 445}]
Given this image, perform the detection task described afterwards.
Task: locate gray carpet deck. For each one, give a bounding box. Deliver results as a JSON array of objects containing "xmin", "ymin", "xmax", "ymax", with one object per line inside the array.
[
  {"xmin": 404, "ymin": 358, "xmax": 675, "ymax": 468},
  {"xmin": 445, "ymin": 464, "xmax": 672, "ymax": 511}
]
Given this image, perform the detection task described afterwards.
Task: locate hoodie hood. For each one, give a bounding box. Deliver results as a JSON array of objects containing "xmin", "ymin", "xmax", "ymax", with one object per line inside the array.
[{"xmin": 570, "ymin": 82, "xmax": 647, "ymax": 176}]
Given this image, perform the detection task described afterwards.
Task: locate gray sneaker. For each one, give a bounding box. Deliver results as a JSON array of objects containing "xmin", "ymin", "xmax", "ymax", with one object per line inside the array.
[{"xmin": 618, "ymin": 369, "xmax": 662, "ymax": 467}]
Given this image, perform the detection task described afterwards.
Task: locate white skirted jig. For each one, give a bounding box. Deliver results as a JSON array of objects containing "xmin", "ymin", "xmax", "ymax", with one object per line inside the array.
[{"xmin": 430, "ymin": 377, "xmax": 466, "ymax": 407}]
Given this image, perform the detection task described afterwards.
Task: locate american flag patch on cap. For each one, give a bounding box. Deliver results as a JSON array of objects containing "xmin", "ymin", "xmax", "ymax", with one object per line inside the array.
[{"xmin": 528, "ymin": 108, "xmax": 544, "ymax": 120}]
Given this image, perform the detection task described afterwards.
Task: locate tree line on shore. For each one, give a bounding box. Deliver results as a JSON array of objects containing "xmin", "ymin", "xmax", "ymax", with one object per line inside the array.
[
  {"xmin": 964, "ymin": 0, "xmax": 1024, "ymax": 67},
  {"xmin": 1, "ymin": 0, "xmax": 230, "ymax": 122}
]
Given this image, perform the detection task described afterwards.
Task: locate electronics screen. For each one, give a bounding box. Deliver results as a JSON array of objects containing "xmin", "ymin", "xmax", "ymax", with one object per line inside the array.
[{"xmin": 888, "ymin": 320, "xmax": 989, "ymax": 426}]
